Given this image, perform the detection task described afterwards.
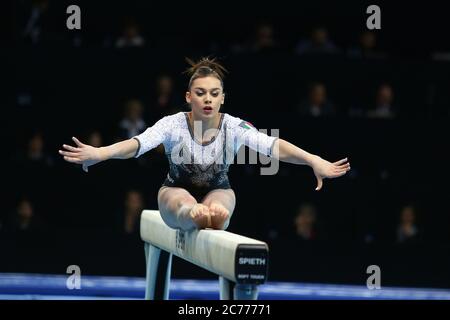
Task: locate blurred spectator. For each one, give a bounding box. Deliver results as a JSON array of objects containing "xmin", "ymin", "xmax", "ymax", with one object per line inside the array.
[
  {"xmin": 115, "ymin": 17, "xmax": 146, "ymax": 48},
  {"xmin": 347, "ymin": 31, "xmax": 388, "ymax": 60},
  {"xmin": 122, "ymin": 190, "xmax": 145, "ymax": 235},
  {"xmin": 87, "ymin": 130, "xmax": 103, "ymax": 148},
  {"xmin": 6, "ymin": 198, "xmax": 45, "ymax": 232},
  {"xmin": 231, "ymin": 23, "xmax": 279, "ymax": 54},
  {"xmin": 295, "ymin": 27, "xmax": 339, "ymax": 56},
  {"xmin": 28, "ymin": 132, "xmax": 50, "ymax": 163},
  {"xmin": 297, "ymin": 82, "xmax": 336, "ymax": 117},
  {"xmin": 251, "ymin": 23, "xmax": 278, "ymax": 52},
  {"xmin": 293, "ymin": 203, "xmax": 319, "ymax": 241},
  {"xmin": 15, "ymin": 132, "xmax": 54, "ymax": 169},
  {"xmin": 9, "ymin": 132, "xmax": 54, "ymax": 206},
  {"xmin": 118, "ymin": 99, "xmax": 147, "ymax": 139},
  {"xmin": 396, "ymin": 204, "xmax": 421, "ymax": 244},
  {"xmin": 367, "ymin": 83, "xmax": 396, "ymax": 119},
  {"xmin": 21, "ymin": 0, "xmax": 50, "ymax": 45},
  {"xmin": 147, "ymin": 74, "xmax": 183, "ymax": 124}
]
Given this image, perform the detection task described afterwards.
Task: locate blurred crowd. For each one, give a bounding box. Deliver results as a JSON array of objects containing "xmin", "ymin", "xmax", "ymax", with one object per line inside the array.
[{"xmin": 4, "ymin": 0, "xmax": 449, "ymax": 252}]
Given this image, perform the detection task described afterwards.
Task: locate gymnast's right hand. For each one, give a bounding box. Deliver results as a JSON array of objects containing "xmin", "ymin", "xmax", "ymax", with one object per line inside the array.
[{"xmin": 59, "ymin": 137, "xmax": 101, "ymax": 172}]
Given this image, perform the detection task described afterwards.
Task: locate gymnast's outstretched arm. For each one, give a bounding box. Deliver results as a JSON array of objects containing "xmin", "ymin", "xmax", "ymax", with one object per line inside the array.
[
  {"xmin": 271, "ymin": 138, "xmax": 351, "ymax": 191},
  {"xmin": 59, "ymin": 136, "xmax": 139, "ymax": 172}
]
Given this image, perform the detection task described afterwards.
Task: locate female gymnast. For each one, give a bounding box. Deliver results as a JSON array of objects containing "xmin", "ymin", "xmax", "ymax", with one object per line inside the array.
[{"xmin": 59, "ymin": 57, "xmax": 351, "ymax": 231}]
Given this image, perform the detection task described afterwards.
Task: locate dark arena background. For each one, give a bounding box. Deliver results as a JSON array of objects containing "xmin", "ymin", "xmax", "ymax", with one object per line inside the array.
[{"xmin": 1, "ymin": 0, "xmax": 450, "ymax": 302}]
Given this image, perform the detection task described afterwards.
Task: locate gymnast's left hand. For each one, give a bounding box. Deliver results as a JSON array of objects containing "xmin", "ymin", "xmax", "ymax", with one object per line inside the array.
[{"xmin": 310, "ymin": 156, "xmax": 351, "ymax": 191}]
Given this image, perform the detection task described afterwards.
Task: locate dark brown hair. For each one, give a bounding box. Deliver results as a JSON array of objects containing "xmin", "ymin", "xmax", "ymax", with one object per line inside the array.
[{"xmin": 184, "ymin": 57, "xmax": 228, "ymax": 90}]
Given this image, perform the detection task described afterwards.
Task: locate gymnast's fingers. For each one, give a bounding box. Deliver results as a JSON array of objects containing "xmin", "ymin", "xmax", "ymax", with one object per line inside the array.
[
  {"xmin": 331, "ymin": 170, "xmax": 348, "ymax": 178},
  {"xmin": 72, "ymin": 136, "xmax": 85, "ymax": 147},
  {"xmin": 333, "ymin": 165, "xmax": 349, "ymax": 174},
  {"xmin": 315, "ymin": 174, "xmax": 323, "ymax": 191},
  {"xmin": 62, "ymin": 144, "xmax": 80, "ymax": 152},
  {"xmin": 59, "ymin": 150, "xmax": 79, "ymax": 157},
  {"xmin": 336, "ymin": 162, "xmax": 350, "ymax": 169},
  {"xmin": 333, "ymin": 158, "xmax": 348, "ymax": 166},
  {"xmin": 63, "ymin": 156, "xmax": 82, "ymax": 164}
]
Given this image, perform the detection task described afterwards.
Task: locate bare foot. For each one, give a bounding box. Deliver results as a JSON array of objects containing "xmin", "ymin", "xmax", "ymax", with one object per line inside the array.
[
  {"xmin": 189, "ymin": 204, "xmax": 211, "ymax": 229},
  {"xmin": 209, "ymin": 202, "xmax": 230, "ymax": 230}
]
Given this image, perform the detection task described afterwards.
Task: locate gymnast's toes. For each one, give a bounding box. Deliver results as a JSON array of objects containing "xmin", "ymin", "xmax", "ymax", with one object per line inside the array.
[
  {"xmin": 189, "ymin": 204, "xmax": 210, "ymax": 229},
  {"xmin": 209, "ymin": 203, "xmax": 229, "ymax": 220},
  {"xmin": 209, "ymin": 204, "xmax": 230, "ymax": 230}
]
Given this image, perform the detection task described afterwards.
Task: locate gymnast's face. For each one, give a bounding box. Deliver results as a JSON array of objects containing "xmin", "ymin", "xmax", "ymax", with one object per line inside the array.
[{"xmin": 186, "ymin": 76, "xmax": 225, "ymax": 121}]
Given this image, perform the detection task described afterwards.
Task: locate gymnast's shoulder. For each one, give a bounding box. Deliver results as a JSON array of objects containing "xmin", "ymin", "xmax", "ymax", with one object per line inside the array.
[
  {"xmin": 223, "ymin": 113, "xmax": 256, "ymax": 130},
  {"xmin": 149, "ymin": 111, "xmax": 187, "ymax": 128}
]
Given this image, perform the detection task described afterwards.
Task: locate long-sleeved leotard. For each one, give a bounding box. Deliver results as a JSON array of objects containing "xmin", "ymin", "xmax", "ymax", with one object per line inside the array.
[{"xmin": 133, "ymin": 112, "xmax": 278, "ymax": 200}]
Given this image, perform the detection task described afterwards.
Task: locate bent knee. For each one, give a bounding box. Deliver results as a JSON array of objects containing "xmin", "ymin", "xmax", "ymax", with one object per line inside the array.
[{"xmin": 159, "ymin": 193, "xmax": 196, "ymax": 212}]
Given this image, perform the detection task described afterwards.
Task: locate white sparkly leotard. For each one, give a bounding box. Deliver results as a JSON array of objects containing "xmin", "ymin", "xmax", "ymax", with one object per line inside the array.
[{"xmin": 133, "ymin": 112, "xmax": 278, "ymax": 199}]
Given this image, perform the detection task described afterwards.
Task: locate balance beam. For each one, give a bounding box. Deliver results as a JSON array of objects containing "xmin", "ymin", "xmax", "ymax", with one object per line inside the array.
[{"xmin": 140, "ymin": 210, "xmax": 269, "ymax": 300}]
